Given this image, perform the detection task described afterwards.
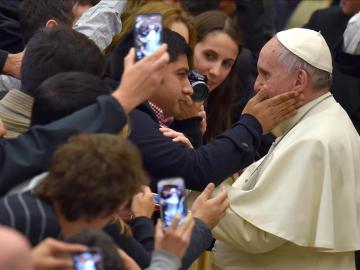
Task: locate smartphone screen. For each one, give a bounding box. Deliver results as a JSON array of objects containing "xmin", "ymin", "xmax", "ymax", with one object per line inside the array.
[
  {"xmin": 72, "ymin": 249, "xmax": 102, "ymax": 270},
  {"xmin": 157, "ymin": 177, "xmax": 187, "ymax": 228},
  {"xmin": 134, "ymin": 13, "xmax": 163, "ymax": 61}
]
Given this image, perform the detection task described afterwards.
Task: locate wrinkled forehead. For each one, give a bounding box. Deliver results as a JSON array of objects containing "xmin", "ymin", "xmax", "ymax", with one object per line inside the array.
[{"xmin": 258, "ymin": 38, "xmax": 282, "ymax": 66}]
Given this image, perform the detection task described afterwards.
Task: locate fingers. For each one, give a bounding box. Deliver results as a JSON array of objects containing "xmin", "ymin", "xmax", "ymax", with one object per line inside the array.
[
  {"xmin": 123, "ymin": 48, "xmax": 135, "ymax": 74},
  {"xmin": 159, "ymin": 127, "xmax": 184, "ymax": 137},
  {"xmin": 264, "ymin": 91, "xmax": 300, "ymax": 107},
  {"xmin": 46, "ymin": 238, "xmax": 87, "ymax": 254},
  {"xmin": 172, "ymin": 137, "xmax": 194, "ymax": 149},
  {"xmin": 177, "ymin": 214, "xmax": 194, "ymax": 238},
  {"xmin": 211, "ymin": 186, "xmax": 228, "ymax": 206},
  {"xmin": 251, "ymin": 88, "xmax": 268, "ymax": 103},
  {"xmin": 167, "ymin": 214, "xmax": 181, "ymax": 233},
  {"xmin": 40, "ymin": 257, "xmax": 74, "ymax": 269},
  {"xmin": 155, "ymin": 219, "xmax": 164, "ymax": 239},
  {"xmin": 199, "ymin": 183, "xmax": 215, "ymax": 200}
]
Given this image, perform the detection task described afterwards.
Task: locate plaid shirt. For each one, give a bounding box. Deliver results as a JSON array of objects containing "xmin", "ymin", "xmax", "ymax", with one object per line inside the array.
[{"xmin": 148, "ymin": 101, "xmax": 173, "ymax": 127}]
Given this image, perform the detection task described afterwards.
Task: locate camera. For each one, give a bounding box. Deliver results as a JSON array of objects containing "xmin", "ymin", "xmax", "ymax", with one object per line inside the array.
[{"xmin": 188, "ymin": 70, "xmax": 209, "ymax": 102}]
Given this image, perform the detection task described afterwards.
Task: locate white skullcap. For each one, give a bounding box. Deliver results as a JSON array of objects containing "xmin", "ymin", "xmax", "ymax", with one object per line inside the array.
[{"xmin": 276, "ymin": 28, "xmax": 333, "ymax": 73}]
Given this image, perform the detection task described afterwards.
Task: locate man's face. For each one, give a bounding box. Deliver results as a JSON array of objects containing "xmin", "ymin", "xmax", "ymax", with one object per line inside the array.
[
  {"xmin": 149, "ymin": 54, "xmax": 193, "ymax": 117},
  {"xmin": 341, "ymin": 0, "xmax": 360, "ymax": 15},
  {"xmin": 254, "ymin": 38, "xmax": 296, "ymax": 98}
]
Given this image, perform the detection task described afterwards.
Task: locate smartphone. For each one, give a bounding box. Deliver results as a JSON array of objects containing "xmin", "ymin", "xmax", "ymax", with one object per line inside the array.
[
  {"xmin": 157, "ymin": 177, "xmax": 187, "ymax": 228},
  {"xmin": 72, "ymin": 248, "xmax": 103, "ymax": 270},
  {"xmin": 152, "ymin": 192, "xmax": 160, "ymax": 211},
  {"xmin": 134, "ymin": 13, "xmax": 163, "ymax": 61}
]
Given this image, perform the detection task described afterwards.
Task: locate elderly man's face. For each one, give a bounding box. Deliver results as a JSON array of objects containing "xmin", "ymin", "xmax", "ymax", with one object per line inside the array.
[{"xmin": 254, "ymin": 38, "xmax": 295, "ymax": 98}]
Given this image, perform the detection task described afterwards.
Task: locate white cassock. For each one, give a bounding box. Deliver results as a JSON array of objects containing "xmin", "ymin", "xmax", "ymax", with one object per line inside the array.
[{"xmin": 213, "ymin": 93, "xmax": 360, "ymax": 270}]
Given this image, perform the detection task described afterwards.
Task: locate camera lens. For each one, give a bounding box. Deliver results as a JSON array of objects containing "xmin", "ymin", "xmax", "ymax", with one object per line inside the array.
[
  {"xmin": 188, "ymin": 70, "xmax": 209, "ymax": 102},
  {"xmin": 191, "ymin": 81, "xmax": 209, "ymax": 102}
]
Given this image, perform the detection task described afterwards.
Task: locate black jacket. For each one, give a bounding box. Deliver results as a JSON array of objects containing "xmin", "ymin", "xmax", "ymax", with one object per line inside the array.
[
  {"xmin": 0, "ymin": 0, "xmax": 23, "ymax": 53},
  {"xmin": 128, "ymin": 101, "xmax": 262, "ymax": 191},
  {"xmin": 0, "ymin": 95, "xmax": 127, "ymax": 195}
]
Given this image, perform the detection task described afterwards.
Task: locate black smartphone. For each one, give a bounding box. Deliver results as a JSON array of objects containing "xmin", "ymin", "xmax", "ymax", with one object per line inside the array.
[
  {"xmin": 157, "ymin": 177, "xmax": 187, "ymax": 228},
  {"xmin": 72, "ymin": 248, "xmax": 103, "ymax": 270},
  {"xmin": 134, "ymin": 13, "xmax": 163, "ymax": 61}
]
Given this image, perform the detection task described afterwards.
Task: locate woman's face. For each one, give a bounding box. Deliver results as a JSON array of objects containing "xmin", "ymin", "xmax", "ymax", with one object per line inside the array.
[{"xmin": 194, "ymin": 31, "xmax": 238, "ymax": 91}]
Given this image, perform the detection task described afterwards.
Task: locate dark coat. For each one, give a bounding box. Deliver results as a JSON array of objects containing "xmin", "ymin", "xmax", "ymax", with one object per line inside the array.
[
  {"xmin": 128, "ymin": 101, "xmax": 262, "ymax": 191},
  {"xmin": 0, "ymin": 96, "xmax": 127, "ymax": 195}
]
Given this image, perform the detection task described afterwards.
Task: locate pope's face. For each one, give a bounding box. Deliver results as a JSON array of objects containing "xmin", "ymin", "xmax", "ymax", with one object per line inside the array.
[{"xmin": 254, "ymin": 38, "xmax": 296, "ymax": 98}]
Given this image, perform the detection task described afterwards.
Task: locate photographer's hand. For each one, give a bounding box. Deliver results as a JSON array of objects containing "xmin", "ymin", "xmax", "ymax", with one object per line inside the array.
[
  {"xmin": 155, "ymin": 214, "xmax": 194, "ymax": 259},
  {"xmin": 131, "ymin": 185, "xmax": 155, "ymax": 218},
  {"xmin": 31, "ymin": 238, "xmax": 87, "ymax": 270}
]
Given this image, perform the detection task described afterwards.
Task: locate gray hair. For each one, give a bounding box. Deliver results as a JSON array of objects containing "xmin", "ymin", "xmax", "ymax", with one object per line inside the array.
[{"xmin": 278, "ymin": 44, "xmax": 332, "ymax": 90}]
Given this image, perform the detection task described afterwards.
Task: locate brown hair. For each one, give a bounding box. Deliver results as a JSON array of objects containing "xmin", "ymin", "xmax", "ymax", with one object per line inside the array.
[
  {"xmin": 105, "ymin": 1, "xmax": 196, "ymax": 54},
  {"xmin": 34, "ymin": 133, "xmax": 148, "ymax": 221},
  {"xmin": 194, "ymin": 10, "xmax": 242, "ymax": 142}
]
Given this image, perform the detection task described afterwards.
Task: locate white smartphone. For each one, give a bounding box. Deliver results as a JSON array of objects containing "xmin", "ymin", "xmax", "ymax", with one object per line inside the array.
[
  {"xmin": 134, "ymin": 13, "xmax": 163, "ymax": 61},
  {"xmin": 157, "ymin": 177, "xmax": 187, "ymax": 228}
]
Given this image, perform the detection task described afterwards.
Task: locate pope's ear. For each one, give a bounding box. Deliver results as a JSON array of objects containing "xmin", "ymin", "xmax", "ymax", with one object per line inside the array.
[
  {"xmin": 292, "ymin": 69, "xmax": 308, "ymax": 93},
  {"xmin": 45, "ymin": 19, "xmax": 59, "ymax": 28}
]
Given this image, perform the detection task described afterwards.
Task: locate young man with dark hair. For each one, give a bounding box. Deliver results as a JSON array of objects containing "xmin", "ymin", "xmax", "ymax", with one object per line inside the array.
[
  {"xmin": 0, "ymin": 26, "xmax": 105, "ymax": 138},
  {"xmin": 31, "ymin": 72, "xmax": 111, "ymax": 127}
]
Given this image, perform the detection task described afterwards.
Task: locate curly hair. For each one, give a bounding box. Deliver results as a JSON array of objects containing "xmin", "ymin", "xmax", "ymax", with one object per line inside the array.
[{"xmin": 34, "ymin": 134, "xmax": 148, "ymax": 221}]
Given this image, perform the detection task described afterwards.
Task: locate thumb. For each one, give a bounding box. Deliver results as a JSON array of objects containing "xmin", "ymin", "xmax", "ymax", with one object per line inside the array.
[
  {"xmin": 123, "ymin": 48, "xmax": 135, "ymax": 71},
  {"xmin": 200, "ymin": 183, "xmax": 215, "ymax": 199}
]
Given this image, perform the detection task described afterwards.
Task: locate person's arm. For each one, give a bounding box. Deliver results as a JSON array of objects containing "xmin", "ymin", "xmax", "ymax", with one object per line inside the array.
[
  {"xmin": 181, "ymin": 218, "xmax": 213, "ymax": 269},
  {"xmin": 103, "ymin": 222, "xmax": 152, "ymax": 269},
  {"xmin": 73, "ymin": 0, "xmax": 127, "ymax": 50},
  {"xmin": 145, "ymin": 251, "xmax": 181, "ymax": 270},
  {"xmin": 130, "ymin": 217, "xmax": 155, "ymax": 252},
  {"xmin": 0, "ymin": 95, "xmax": 127, "ymax": 196},
  {"xmin": 129, "ymin": 108, "xmax": 262, "ymax": 191},
  {"xmin": 0, "ymin": 45, "xmax": 170, "ymax": 195},
  {"xmin": 1, "ymin": 51, "xmax": 23, "ymax": 78},
  {"xmin": 130, "ymin": 91, "xmax": 301, "ymax": 191},
  {"xmin": 130, "ymin": 186, "xmax": 155, "ymax": 252}
]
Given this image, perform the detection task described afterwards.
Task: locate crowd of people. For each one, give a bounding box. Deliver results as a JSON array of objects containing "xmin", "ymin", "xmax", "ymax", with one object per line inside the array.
[{"xmin": 0, "ymin": 0, "xmax": 359, "ymax": 269}]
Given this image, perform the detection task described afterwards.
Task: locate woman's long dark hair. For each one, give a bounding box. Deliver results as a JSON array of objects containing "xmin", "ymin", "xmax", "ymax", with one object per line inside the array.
[{"xmin": 194, "ymin": 11, "xmax": 242, "ymax": 143}]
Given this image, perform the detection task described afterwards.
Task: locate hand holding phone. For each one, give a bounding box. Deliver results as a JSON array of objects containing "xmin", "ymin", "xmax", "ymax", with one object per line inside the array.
[
  {"xmin": 158, "ymin": 177, "xmax": 187, "ymax": 228},
  {"xmin": 134, "ymin": 13, "xmax": 163, "ymax": 61}
]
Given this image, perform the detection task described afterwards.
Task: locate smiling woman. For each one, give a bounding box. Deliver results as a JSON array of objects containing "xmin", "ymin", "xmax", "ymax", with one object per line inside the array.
[{"xmin": 193, "ymin": 10, "xmax": 241, "ymax": 142}]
